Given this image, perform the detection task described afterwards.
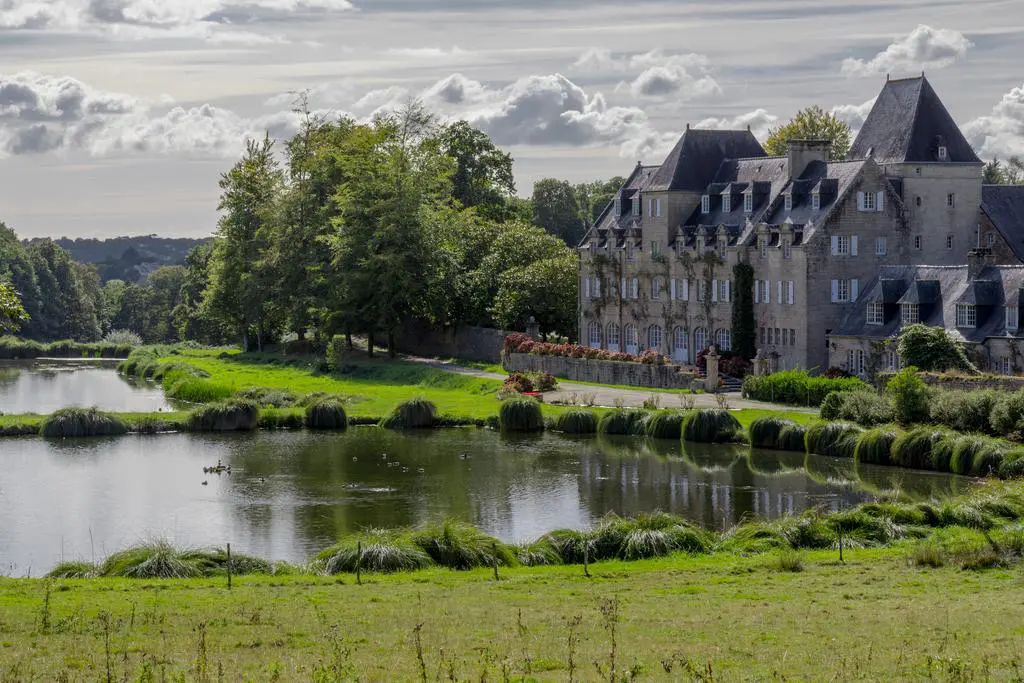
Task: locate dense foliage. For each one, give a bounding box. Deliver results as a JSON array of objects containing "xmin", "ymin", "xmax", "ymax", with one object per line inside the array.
[
  {"xmin": 897, "ymin": 324, "xmax": 977, "ymax": 373},
  {"xmin": 731, "ymin": 263, "xmax": 756, "ymax": 361},
  {"xmin": 763, "ymin": 106, "xmax": 851, "ymax": 160},
  {"xmin": 741, "ymin": 370, "xmax": 868, "ymax": 407}
]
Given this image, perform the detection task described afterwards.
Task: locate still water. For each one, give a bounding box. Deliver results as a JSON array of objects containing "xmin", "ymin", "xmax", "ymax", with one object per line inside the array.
[
  {"xmin": 0, "ymin": 429, "xmax": 972, "ymax": 573},
  {"xmin": 0, "ymin": 360, "xmax": 174, "ymax": 414}
]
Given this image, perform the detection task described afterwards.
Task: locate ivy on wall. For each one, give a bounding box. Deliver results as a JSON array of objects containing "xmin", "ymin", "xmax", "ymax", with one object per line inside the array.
[{"xmin": 731, "ymin": 261, "xmax": 755, "ymax": 360}]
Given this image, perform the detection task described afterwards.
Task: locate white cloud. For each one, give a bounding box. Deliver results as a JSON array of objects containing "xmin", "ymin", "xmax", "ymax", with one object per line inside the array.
[
  {"xmin": 572, "ymin": 48, "xmax": 721, "ymax": 100},
  {"xmin": 695, "ymin": 108, "xmax": 779, "ymax": 140},
  {"xmin": 831, "ymin": 98, "xmax": 876, "ymax": 135},
  {"xmin": 964, "ymin": 83, "xmax": 1024, "ymax": 159},
  {"xmin": 571, "ymin": 47, "xmax": 621, "ymax": 72},
  {"xmin": 386, "ymin": 46, "xmax": 466, "ymax": 59},
  {"xmin": 841, "ymin": 25, "xmax": 972, "ymax": 77}
]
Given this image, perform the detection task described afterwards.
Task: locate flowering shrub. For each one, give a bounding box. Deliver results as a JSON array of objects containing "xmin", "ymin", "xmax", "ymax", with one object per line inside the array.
[
  {"xmin": 503, "ymin": 372, "xmax": 535, "ymax": 393},
  {"xmin": 534, "ymin": 372, "xmax": 558, "ymax": 392},
  {"xmin": 638, "ymin": 349, "xmax": 667, "ymax": 365},
  {"xmin": 504, "ymin": 335, "xmax": 663, "ymax": 364},
  {"xmin": 823, "ymin": 366, "xmax": 853, "ymax": 379},
  {"xmin": 720, "ymin": 355, "xmax": 752, "ymax": 378}
]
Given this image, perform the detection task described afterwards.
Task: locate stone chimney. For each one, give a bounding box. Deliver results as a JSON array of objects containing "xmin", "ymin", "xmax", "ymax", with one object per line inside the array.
[
  {"xmin": 967, "ymin": 248, "xmax": 995, "ymax": 280},
  {"xmin": 787, "ymin": 139, "xmax": 831, "ymax": 181}
]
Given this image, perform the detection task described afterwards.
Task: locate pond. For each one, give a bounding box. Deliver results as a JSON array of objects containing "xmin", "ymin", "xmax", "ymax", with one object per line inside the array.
[
  {"xmin": 0, "ymin": 360, "xmax": 175, "ymax": 414},
  {"xmin": 0, "ymin": 429, "xmax": 973, "ymax": 574}
]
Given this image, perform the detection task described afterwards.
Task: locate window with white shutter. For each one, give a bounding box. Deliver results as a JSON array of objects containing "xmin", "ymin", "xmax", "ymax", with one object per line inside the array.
[
  {"xmin": 631, "ymin": 278, "xmax": 639, "ymax": 300},
  {"xmin": 594, "ymin": 277, "xmax": 601, "ymax": 298},
  {"xmin": 670, "ymin": 279, "xmax": 677, "ymax": 301},
  {"xmin": 584, "ymin": 277, "xmax": 591, "ymax": 299},
  {"xmin": 682, "ymin": 279, "xmax": 690, "ymax": 301},
  {"xmin": 831, "ymin": 236, "xmax": 839, "ymax": 256},
  {"xmin": 831, "ymin": 280, "xmax": 839, "ymax": 303},
  {"xmin": 777, "ymin": 280, "xmax": 783, "ymax": 304},
  {"xmin": 763, "ymin": 280, "xmax": 771, "ymax": 304},
  {"xmin": 857, "ymin": 192, "xmax": 866, "ymax": 211},
  {"xmin": 876, "ymin": 191, "xmax": 885, "ymax": 212},
  {"xmin": 1007, "ymin": 306, "xmax": 1019, "ymax": 331},
  {"xmin": 620, "ymin": 277, "xmax": 627, "ymax": 298},
  {"xmin": 851, "ymin": 279, "xmax": 859, "ymax": 301},
  {"xmin": 851, "ymin": 235, "xmax": 859, "ymax": 256},
  {"xmin": 876, "ymin": 236, "xmax": 887, "ymax": 255},
  {"xmin": 754, "ymin": 282, "xmax": 760, "ymax": 304}
]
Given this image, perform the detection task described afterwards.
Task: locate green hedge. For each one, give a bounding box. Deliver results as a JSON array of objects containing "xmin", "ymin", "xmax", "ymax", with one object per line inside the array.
[{"xmin": 741, "ymin": 370, "xmax": 869, "ymax": 407}]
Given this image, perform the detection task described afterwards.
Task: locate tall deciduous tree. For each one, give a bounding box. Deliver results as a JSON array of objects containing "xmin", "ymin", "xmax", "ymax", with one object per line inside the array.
[
  {"xmin": 0, "ymin": 282, "xmax": 28, "ymax": 332},
  {"xmin": 435, "ymin": 120, "xmax": 515, "ymax": 219},
  {"xmin": 764, "ymin": 105, "xmax": 852, "ymax": 160},
  {"xmin": 532, "ymin": 178, "xmax": 584, "ymax": 245},
  {"xmin": 983, "ymin": 157, "xmax": 1024, "ymax": 184}
]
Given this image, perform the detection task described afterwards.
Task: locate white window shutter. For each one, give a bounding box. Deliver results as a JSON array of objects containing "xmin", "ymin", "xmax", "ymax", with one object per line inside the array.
[
  {"xmin": 831, "ymin": 236, "xmax": 839, "ymax": 255},
  {"xmin": 632, "ymin": 278, "xmax": 639, "ymax": 299},
  {"xmin": 851, "ymin": 235, "xmax": 859, "ymax": 256},
  {"xmin": 777, "ymin": 280, "xmax": 783, "ymax": 304},
  {"xmin": 621, "ymin": 277, "xmax": 627, "ymax": 297},
  {"xmin": 857, "ymin": 192, "xmax": 865, "ymax": 211},
  {"xmin": 876, "ymin": 191, "xmax": 885, "ymax": 212},
  {"xmin": 726, "ymin": 280, "xmax": 732, "ymax": 303},
  {"xmin": 788, "ymin": 281, "xmax": 795, "ymax": 305},
  {"xmin": 754, "ymin": 282, "xmax": 760, "ymax": 304},
  {"xmin": 670, "ymin": 279, "xmax": 677, "ymax": 300},
  {"xmin": 764, "ymin": 280, "xmax": 771, "ymax": 304},
  {"xmin": 831, "ymin": 280, "xmax": 839, "ymax": 303},
  {"xmin": 851, "ymin": 279, "xmax": 860, "ymax": 301},
  {"xmin": 595, "ymin": 278, "xmax": 601, "ymax": 298},
  {"xmin": 584, "ymin": 278, "xmax": 591, "ymax": 299},
  {"xmin": 682, "ymin": 279, "xmax": 689, "ymax": 301},
  {"xmin": 712, "ymin": 279, "xmax": 719, "ymax": 303}
]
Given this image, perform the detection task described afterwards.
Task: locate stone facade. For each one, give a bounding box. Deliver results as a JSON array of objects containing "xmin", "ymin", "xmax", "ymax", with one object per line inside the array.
[
  {"xmin": 505, "ymin": 352, "xmax": 699, "ymax": 390},
  {"xmin": 392, "ymin": 320, "xmax": 507, "ymax": 363},
  {"xmin": 578, "ymin": 75, "xmax": 1010, "ymax": 374}
]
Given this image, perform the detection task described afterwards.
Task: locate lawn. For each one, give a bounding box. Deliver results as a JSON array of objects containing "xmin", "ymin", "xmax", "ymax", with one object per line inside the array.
[{"xmin": 2, "ymin": 546, "xmax": 1023, "ymax": 680}]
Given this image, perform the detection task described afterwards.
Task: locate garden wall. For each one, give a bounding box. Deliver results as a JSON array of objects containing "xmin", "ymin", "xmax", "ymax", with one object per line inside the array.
[
  {"xmin": 505, "ymin": 353, "xmax": 698, "ymax": 390},
  {"xmin": 392, "ymin": 321, "xmax": 506, "ymax": 363},
  {"xmin": 877, "ymin": 372, "xmax": 1024, "ymax": 393}
]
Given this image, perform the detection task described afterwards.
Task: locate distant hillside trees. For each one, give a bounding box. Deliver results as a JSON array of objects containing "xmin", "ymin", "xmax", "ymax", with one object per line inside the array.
[{"xmin": 764, "ymin": 105, "xmax": 851, "ymax": 160}]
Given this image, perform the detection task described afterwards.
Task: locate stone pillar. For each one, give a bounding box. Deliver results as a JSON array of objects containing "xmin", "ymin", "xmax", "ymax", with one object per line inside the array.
[
  {"xmin": 526, "ymin": 316, "xmax": 541, "ymax": 341},
  {"xmin": 754, "ymin": 350, "xmax": 769, "ymax": 376},
  {"xmin": 704, "ymin": 346, "xmax": 720, "ymax": 392}
]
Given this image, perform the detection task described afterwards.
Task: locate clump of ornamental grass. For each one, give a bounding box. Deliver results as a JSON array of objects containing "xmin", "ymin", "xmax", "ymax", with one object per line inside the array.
[
  {"xmin": 234, "ymin": 387, "xmax": 300, "ymax": 408},
  {"xmin": 853, "ymin": 425, "xmax": 902, "ymax": 466},
  {"xmin": 776, "ymin": 423, "xmax": 809, "ymax": 452},
  {"xmin": 100, "ymin": 541, "xmax": 204, "ymax": 579},
  {"xmin": 166, "ymin": 377, "xmax": 235, "ymax": 404},
  {"xmin": 186, "ymin": 399, "xmax": 260, "ymax": 432},
  {"xmin": 999, "ymin": 448, "xmax": 1024, "ymax": 479},
  {"xmin": 682, "ymin": 409, "xmax": 742, "ymax": 444},
  {"xmin": 718, "ymin": 521, "xmax": 790, "ymax": 554},
  {"xmin": 597, "ymin": 409, "xmax": 644, "ymax": 436},
  {"xmin": 645, "ymin": 411, "xmax": 686, "ymax": 440},
  {"xmin": 380, "ymin": 397, "xmax": 438, "ymax": 430},
  {"xmin": 514, "ymin": 538, "xmax": 564, "ymax": 566},
  {"xmin": 749, "ymin": 417, "xmax": 796, "ymax": 450},
  {"xmin": 804, "ymin": 422, "xmax": 863, "ymax": 458},
  {"xmin": 609, "ymin": 512, "xmax": 713, "ymax": 560},
  {"xmin": 305, "ymin": 398, "xmax": 348, "ymax": 430},
  {"xmin": 544, "ymin": 529, "xmax": 598, "ymax": 564},
  {"xmin": 498, "ymin": 397, "xmax": 544, "ymax": 433},
  {"xmin": 411, "ymin": 520, "xmax": 517, "ymax": 570},
  {"xmin": 186, "ymin": 548, "xmax": 272, "ymax": 577},
  {"xmin": 949, "ymin": 435, "xmax": 1007, "ymax": 476},
  {"xmin": 45, "ymin": 561, "xmax": 99, "ymax": 579},
  {"xmin": 39, "ymin": 407, "xmax": 128, "ymax": 438},
  {"xmin": 554, "ymin": 409, "xmax": 599, "ymax": 434},
  {"xmin": 258, "ymin": 409, "xmax": 305, "ymax": 430},
  {"xmin": 773, "ymin": 549, "xmax": 805, "ymax": 573},
  {"xmin": 316, "ymin": 530, "xmax": 432, "ymax": 574}
]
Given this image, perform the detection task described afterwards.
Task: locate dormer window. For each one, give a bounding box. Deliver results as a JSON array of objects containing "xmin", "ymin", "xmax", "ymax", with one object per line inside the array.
[
  {"xmin": 701, "ymin": 195, "xmax": 710, "ymax": 214},
  {"xmin": 784, "ymin": 193, "xmax": 793, "ymax": 212},
  {"xmin": 722, "ymin": 194, "xmax": 731, "ymax": 213},
  {"xmin": 1007, "ymin": 306, "xmax": 1019, "ymax": 331},
  {"xmin": 902, "ymin": 303, "xmax": 919, "ymax": 325},
  {"xmin": 956, "ymin": 304, "xmax": 976, "ymax": 328},
  {"xmin": 867, "ymin": 302, "xmax": 884, "ymax": 326},
  {"xmin": 614, "ymin": 194, "xmax": 622, "ymax": 216},
  {"xmin": 744, "ymin": 194, "xmax": 753, "ymax": 213},
  {"xmin": 811, "ymin": 192, "xmax": 820, "ymax": 211},
  {"xmin": 938, "ymin": 146, "xmax": 948, "ymax": 160},
  {"xmin": 632, "ymin": 196, "xmax": 640, "ymax": 216},
  {"xmin": 782, "ymin": 238, "xmax": 792, "ymax": 260}
]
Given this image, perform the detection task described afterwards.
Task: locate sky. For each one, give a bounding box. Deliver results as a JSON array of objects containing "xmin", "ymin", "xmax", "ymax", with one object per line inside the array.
[{"xmin": 0, "ymin": 0, "xmax": 1023, "ymax": 238}]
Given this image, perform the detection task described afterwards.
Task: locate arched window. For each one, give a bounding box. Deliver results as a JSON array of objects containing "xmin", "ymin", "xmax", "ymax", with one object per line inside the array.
[
  {"xmin": 588, "ymin": 321, "xmax": 602, "ymax": 349},
  {"xmin": 715, "ymin": 329, "xmax": 732, "ymax": 352},
  {"xmin": 624, "ymin": 324, "xmax": 638, "ymax": 354},
  {"xmin": 606, "ymin": 323, "xmax": 620, "ymax": 351},
  {"xmin": 673, "ymin": 326, "xmax": 689, "ymax": 363},
  {"xmin": 694, "ymin": 327, "xmax": 709, "ymax": 354},
  {"xmin": 647, "ymin": 324, "xmax": 663, "ymax": 351}
]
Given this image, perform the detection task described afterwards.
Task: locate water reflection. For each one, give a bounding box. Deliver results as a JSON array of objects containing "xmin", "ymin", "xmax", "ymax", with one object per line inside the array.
[
  {"xmin": 0, "ymin": 361, "xmax": 174, "ymax": 414},
  {"xmin": 0, "ymin": 429, "xmax": 974, "ymax": 573}
]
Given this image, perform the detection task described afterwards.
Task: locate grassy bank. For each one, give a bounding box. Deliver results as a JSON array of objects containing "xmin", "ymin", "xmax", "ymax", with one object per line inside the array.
[
  {"xmin": 4, "ymin": 544, "xmax": 1024, "ymax": 680},
  {"xmin": 0, "ymin": 336, "xmax": 133, "ymax": 359}
]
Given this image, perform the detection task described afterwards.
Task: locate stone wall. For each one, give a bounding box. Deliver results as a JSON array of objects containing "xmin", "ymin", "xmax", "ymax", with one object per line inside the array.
[
  {"xmin": 392, "ymin": 321, "xmax": 506, "ymax": 363},
  {"xmin": 878, "ymin": 371, "xmax": 1024, "ymax": 393},
  {"xmin": 505, "ymin": 352, "xmax": 699, "ymax": 390}
]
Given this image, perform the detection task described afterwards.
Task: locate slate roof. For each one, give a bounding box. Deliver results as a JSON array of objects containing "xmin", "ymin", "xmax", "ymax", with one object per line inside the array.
[
  {"xmin": 580, "ymin": 163, "xmax": 660, "ymax": 248},
  {"xmin": 835, "ymin": 265, "xmax": 1024, "ymax": 343},
  {"xmin": 848, "ymin": 75, "xmax": 980, "ymax": 164},
  {"xmin": 647, "ymin": 128, "xmax": 766, "ymax": 192},
  {"xmin": 982, "ymin": 185, "xmax": 1024, "ymax": 262}
]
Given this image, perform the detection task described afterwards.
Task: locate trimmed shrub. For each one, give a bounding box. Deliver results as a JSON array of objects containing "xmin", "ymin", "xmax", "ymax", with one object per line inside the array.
[
  {"xmin": 777, "ymin": 423, "xmax": 809, "ymax": 452},
  {"xmin": 891, "ymin": 427, "xmax": 951, "ymax": 470},
  {"xmin": 885, "ymin": 367, "xmax": 931, "ymax": 425},
  {"xmin": 305, "ymin": 399, "xmax": 348, "ymax": 430},
  {"xmin": 187, "ymin": 399, "xmax": 260, "ymax": 432},
  {"xmin": 804, "ymin": 422, "xmax": 863, "ymax": 458},
  {"xmin": 411, "ymin": 521, "xmax": 517, "ymax": 570},
  {"xmin": 833, "ymin": 391, "xmax": 895, "ymax": 426},
  {"xmin": 930, "ymin": 390, "xmax": 998, "ymax": 435},
  {"xmin": 749, "ymin": 417, "xmax": 796, "ymax": 449},
  {"xmin": 498, "ymin": 397, "xmax": 544, "ymax": 433},
  {"xmin": 40, "ymin": 407, "xmax": 128, "ymax": 438},
  {"xmin": 682, "ymin": 409, "xmax": 742, "ymax": 444},
  {"xmin": 854, "ymin": 426, "xmax": 902, "ymax": 466},
  {"xmin": 741, "ymin": 370, "xmax": 869, "ymax": 407},
  {"xmin": 991, "ymin": 390, "xmax": 1024, "ymax": 435},
  {"xmin": 645, "ymin": 411, "xmax": 686, "ymax": 439},
  {"xmin": 554, "ymin": 409, "xmax": 598, "ymax": 434},
  {"xmin": 380, "ymin": 397, "xmax": 437, "ymax": 430},
  {"xmin": 316, "ymin": 531, "xmax": 431, "ymax": 574},
  {"xmin": 819, "ymin": 391, "xmax": 844, "ymax": 420}
]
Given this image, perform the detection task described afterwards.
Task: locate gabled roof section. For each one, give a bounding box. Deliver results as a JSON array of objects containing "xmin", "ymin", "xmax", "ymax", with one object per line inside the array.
[
  {"xmin": 982, "ymin": 185, "xmax": 1024, "ymax": 262},
  {"xmin": 580, "ymin": 163, "xmax": 660, "ymax": 248},
  {"xmin": 848, "ymin": 75, "xmax": 980, "ymax": 165},
  {"xmin": 647, "ymin": 128, "xmax": 766, "ymax": 192}
]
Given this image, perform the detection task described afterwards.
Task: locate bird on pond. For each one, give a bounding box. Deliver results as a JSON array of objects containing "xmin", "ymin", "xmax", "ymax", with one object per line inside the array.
[{"xmin": 201, "ymin": 480, "xmax": 208, "ymax": 486}]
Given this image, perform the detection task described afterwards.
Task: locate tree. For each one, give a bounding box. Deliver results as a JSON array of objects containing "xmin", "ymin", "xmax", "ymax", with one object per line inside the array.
[
  {"xmin": 731, "ymin": 263, "xmax": 756, "ymax": 360},
  {"xmin": 896, "ymin": 324, "xmax": 977, "ymax": 373},
  {"xmin": 203, "ymin": 135, "xmax": 284, "ymax": 349},
  {"xmin": 886, "ymin": 367, "xmax": 931, "ymax": 425},
  {"xmin": 490, "ymin": 250, "xmax": 578, "ymax": 336},
  {"xmin": 574, "ymin": 177, "xmax": 626, "ymax": 226},
  {"xmin": 764, "ymin": 106, "xmax": 851, "ymax": 160},
  {"xmin": 532, "ymin": 178, "xmax": 584, "ymax": 245},
  {"xmin": 435, "ymin": 121, "xmax": 515, "ymax": 219},
  {"xmin": 983, "ymin": 157, "xmax": 1024, "ymax": 185},
  {"xmin": 0, "ymin": 282, "xmax": 28, "ymax": 332}
]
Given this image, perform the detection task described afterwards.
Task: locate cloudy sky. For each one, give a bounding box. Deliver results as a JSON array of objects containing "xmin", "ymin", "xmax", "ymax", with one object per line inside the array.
[{"xmin": 1, "ymin": 0, "xmax": 1023, "ymax": 238}]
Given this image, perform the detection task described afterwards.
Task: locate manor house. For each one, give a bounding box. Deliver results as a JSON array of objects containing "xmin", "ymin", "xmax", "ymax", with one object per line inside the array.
[{"xmin": 578, "ymin": 75, "xmax": 1024, "ymax": 372}]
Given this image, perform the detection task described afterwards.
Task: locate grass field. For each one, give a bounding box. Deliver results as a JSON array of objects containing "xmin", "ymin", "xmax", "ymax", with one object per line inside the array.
[{"xmin": 3, "ymin": 544, "xmax": 1023, "ymax": 681}]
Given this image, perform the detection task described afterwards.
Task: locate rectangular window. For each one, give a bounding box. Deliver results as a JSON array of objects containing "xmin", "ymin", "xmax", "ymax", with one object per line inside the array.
[
  {"xmin": 698, "ymin": 280, "xmax": 707, "ymax": 302},
  {"xmin": 774, "ymin": 328, "xmax": 780, "ymax": 347},
  {"xmin": 988, "ymin": 233, "xmax": 997, "ymax": 247},
  {"xmin": 914, "ymin": 235, "xmax": 922, "ymax": 250},
  {"xmin": 722, "ymin": 195, "xmax": 731, "ymax": 213},
  {"xmin": 632, "ymin": 197, "xmax": 640, "ymax": 216},
  {"xmin": 946, "ymin": 234, "xmax": 954, "ymax": 250},
  {"xmin": 867, "ymin": 302, "xmax": 884, "ymax": 325},
  {"xmin": 956, "ymin": 304, "xmax": 976, "ymax": 328},
  {"xmin": 652, "ymin": 279, "xmax": 661, "ymax": 300},
  {"xmin": 1000, "ymin": 357, "xmax": 1013, "ymax": 375},
  {"xmin": 947, "ymin": 193, "xmax": 956, "ymax": 208},
  {"xmin": 760, "ymin": 327, "xmax": 766, "ymax": 345},
  {"xmin": 836, "ymin": 235, "xmax": 851, "ymax": 255},
  {"xmin": 777, "ymin": 280, "xmax": 783, "ymax": 305},
  {"xmin": 767, "ymin": 328, "xmax": 773, "ymax": 345},
  {"xmin": 790, "ymin": 329, "xmax": 796, "ymax": 346},
  {"xmin": 783, "ymin": 239, "xmax": 792, "ymax": 260},
  {"xmin": 847, "ymin": 349, "xmax": 866, "ymax": 376},
  {"xmin": 863, "ymin": 192, "xmax": 876, "ymax": 211},
  {"xmin": 614, "ymin": 195, "xmax": 621, "ymax": 215},
  {"xmin": 876, "ymin": 236, "xmax": 887, "ymax": 255},
  {"xmin": 656, "ymin": 198, "xmax": 661, "ymax": 217},
  {"xmin": 812, "ymin": 193, "xmax": 820, "ymax": 211},
  {"xmin": 762, "ymin": 280, "xmax": 771, "ymax": 304},
  {"xmin": 592, "ymin": 277, "xmax": 601, "ymax": 298},
  {"xmin": 1008, "ymin": 306, "xmax": 1019, "ymax": 331},
  {"xmin": 784, "ymin": 194, "xmax": 793, "ymax": 211},
  {"xmin": 701, "ymin": 195, "xmax": 710, "ymax": 214},
  {"xmin": 631, "ymin": 278, "xmax": 639, "ymax": 300},
  {"xmin": 627, "ymin": 244, "xmax": 636, "ymax": 262},
  {"xmin": 902, "ymin": 303, "xmax": 919, "ymax": 325},
  {"xmin": 939, "ymin": 146, "xmax": 948, "ymax": 161},
  {"xmin": 651, "ymin": 241, "xmax": 660, "ymax": 257},
  {"xmin": 744, "ymin": 194, "xmax": 753, "ymax": 213},
  {"xmin": 833, "ymin": 279, "xmax": 850, "ymax": 303},
  {"xmin": 760, "ymin": 238, "xmax": 768, "ymax": 259},
  {"xmin": 719, "ymin": 280, "xmax": 730, "ymax": 303}
]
